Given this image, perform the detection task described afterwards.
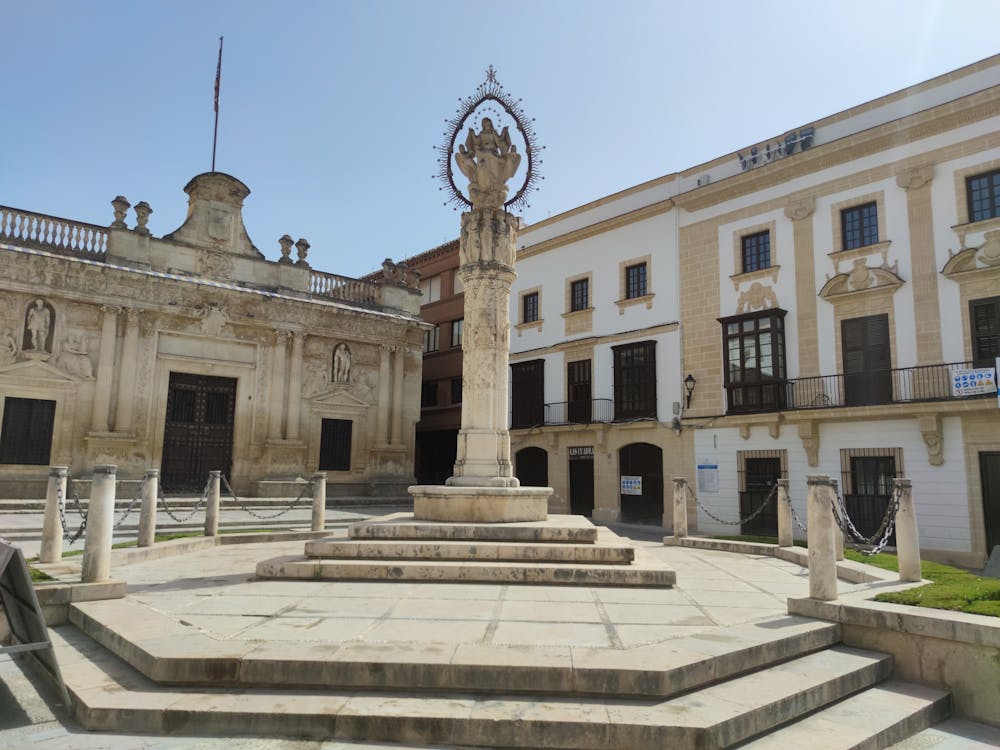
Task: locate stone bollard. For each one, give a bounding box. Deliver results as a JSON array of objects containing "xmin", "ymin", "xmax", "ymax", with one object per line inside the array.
[
  {"xmin": 311, "ymin": 472, "xmax": 327, "ymax": 532},
  {"xmin": 137, "ymin": 469, "xmax": 159, "ymax": 548},
  {"xmin": 776, "ymin": 479, "xmax": 792, "ymax": 548},
  {"xmin": 40, "ymin": 466, "xmax": 69, "ymax": 563},
  {"xmin": 894, "ymin": 478, "xmax": 922, "ymax": 582},
  {"xmin": 806, "ymin": 474, "xmax": 838, "ymax": 601},
  {"xmin": 205, "ymin": 470, "xmax": 222, "ymax": 537},
  {"xmin": 672, "ymin": 478, "xmax": 689, "ymax": 538},
  {"xmin": 81, "ymin": 465, "xmax": 117, "ymax": 583}
]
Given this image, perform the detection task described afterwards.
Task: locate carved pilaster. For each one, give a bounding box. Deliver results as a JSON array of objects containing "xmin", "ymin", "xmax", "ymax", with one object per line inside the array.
[
  {"xmin": 267, "ymin": 329, "xmax": 291, "ymax": 441},
  {"xmin": 114, "ymin": 308, "xmax": 141, "ymax": 434},
  {"xmin": 91, "ymin": 305, "xmax": 120, "ymax": 433},
  {"xmin": 286, "ymin": 332, "xmax": 305, "ymax": 441}
]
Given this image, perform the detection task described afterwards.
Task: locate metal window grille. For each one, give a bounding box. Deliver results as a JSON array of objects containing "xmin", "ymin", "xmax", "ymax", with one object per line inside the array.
[{"xmin": 318, "ymin": 418, "xmax": 352, "ymax": 471}]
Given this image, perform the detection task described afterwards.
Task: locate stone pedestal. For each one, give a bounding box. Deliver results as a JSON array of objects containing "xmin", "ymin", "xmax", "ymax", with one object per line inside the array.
[{"xmin": 411, "ymin": 484, "xmax": 550, "ymax": 523}]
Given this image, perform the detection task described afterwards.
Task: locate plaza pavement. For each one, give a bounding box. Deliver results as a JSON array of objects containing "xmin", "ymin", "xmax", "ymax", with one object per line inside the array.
[{"xmin": 2, "ymin": 517, "xmax": 999, "ymax": 748}]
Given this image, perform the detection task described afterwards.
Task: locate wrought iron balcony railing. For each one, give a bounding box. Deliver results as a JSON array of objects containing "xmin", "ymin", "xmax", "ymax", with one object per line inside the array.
[
  {"xmin": 511, "ymin": 398, "xmax": 615, "ymax": 429},
  {"xmin": 726, "ymin": 360, "xmax": 996, "ymax": 415}
]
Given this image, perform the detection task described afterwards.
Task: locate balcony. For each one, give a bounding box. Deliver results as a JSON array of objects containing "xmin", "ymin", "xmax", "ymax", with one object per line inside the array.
[
  {"xmin": 726, "ymin": 360, "xmax": 997, "ymax": 415},
  {"xmin": 511, "ymin": 398, "xmax": 615, "ymax": 429}
]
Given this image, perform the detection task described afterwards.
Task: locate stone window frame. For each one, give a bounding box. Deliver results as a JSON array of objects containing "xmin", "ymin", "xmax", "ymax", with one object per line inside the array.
[
  {"xmin": 730, "ymin": 221, "xmax": 780, "ymax": 286},
  {"xmin": 830, "ymin": 191, "xmax": 887, "ymax": 255},
  {"xmin": 829, "ymin": 289, "xmax": 898, "ymax": 378},
  {"xmin": 952, "ymin": 158, "xmax": 1000, "ymax": 237},
  {"xmin": 569, "ymin": 276, "xmax": 591, "ymax": 312},
  {"xmin": 563, "ymin": 272, "xmax": 594, "ymax": 336},
  {"xmin": 616, "ymin": 254, "xmax": 655, "ymax": 313},
  {"xmin": 516, "ymin": 286, "xmax": 543, "ymax": 335}
]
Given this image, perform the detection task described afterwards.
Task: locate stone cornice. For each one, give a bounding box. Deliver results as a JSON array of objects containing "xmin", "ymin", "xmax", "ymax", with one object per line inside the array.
[{"xmin": 509, "ymin": 321, "xmax": 679, "ymax": 360}]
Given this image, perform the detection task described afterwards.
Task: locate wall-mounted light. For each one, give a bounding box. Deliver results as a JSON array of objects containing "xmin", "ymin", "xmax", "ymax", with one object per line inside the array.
[{"xmin": 684, "ymin": 373, "xmax": 697, "ymax": 408}]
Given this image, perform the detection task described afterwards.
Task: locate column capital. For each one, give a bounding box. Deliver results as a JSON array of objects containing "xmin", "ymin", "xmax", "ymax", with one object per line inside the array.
[
  {"xmin": 896, "ymin": 164, "xmax": 935, "ymax": 191},
  {"xmin": 274, "ymin": 329, "xmax": 293, "ymax": 343},
  {"xmin": 784, "ymin": 196, "xmax": 816, "ymax": 221},
  {"xmin": 100, "ymin": 304, "xmax": 122, "ymax": 317}
]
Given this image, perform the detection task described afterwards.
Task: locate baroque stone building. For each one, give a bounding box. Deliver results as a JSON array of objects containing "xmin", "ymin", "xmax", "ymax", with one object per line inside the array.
[{"xmin": 0, "ymin": 172, "xmax": 424, "ymax": 497}]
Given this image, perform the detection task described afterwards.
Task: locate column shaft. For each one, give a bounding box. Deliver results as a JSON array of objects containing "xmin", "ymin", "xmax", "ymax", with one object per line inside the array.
[
  {"xmin": 390, "ymin": 348, "xmax": 404, "ymax": 444},
  {"xmin": 91, "ymin": 307, "xmax": 119, "ymax": 432},
  {"xmin": 268, "ymin": 332, "xmax": 289, "ymax": 440},
  {"xmin": 286, "ymin": 332, "xmax": 304, "ymax": 441},
  {"xmin": 114, "ymin": 308, "xmax": 140, "ymax": 433}
]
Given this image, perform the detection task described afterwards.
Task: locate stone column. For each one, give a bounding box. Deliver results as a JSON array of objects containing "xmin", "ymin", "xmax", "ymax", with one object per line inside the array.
[
  {"xmin": 376, "ymin": 345, "xmax": 391, "ymax": 444},
  {"xmin": 40, "ymin": 466, "xmax": 68, "ymax": 563},
  {"xmin": 448, "ymin": 208, "xmax": 518, "ymax": 487},
  {"xmin": 806, "ymin": 474, "xmax": 838, "ymax": 601},
  {"xmin": 785, "ymin": 198, "xmax": 820, "ymax": 377},
  {"xmin": 285, "ymin": 332, "xmax": 304, "ymax": 441},
  {"xmin": 268, "ymin": 330, "xmax": 290, "ymax": 441},
  {"xmin": 776, "ymin": 478, "xmax": 792, "ymax": 547},
  {"xmin": 897, "ymin": 166, "xmax": 942, "ymax": 366},
  {"xmin": 311, "ymin": 471, "xmax": 327, "ymax": 532},
  {"xmin": 81, "ymin": 465, "xmax": 116, "ymax": 583},
  {"xmin": 205, "ymin": 470, "xmax": 221, "ymax": 536},
  {"xmin": 137, "ymin": 469, "xmax": 158, "ymax": 548},
  {"xmin": 894, "ymin": 478, "xmax": 922, "ymax": 582},
  {"xmin": 390, "ymin": 347, "xmax": 405, "ymax": 445},
  {"xmin": 114, "ymin": 308, "xmax": 140, "ymax": 433},
  {"xmin": 91, "ymin": 306, "xmax": 120, "ymax": 432},
  {"xmin": 672, "ymin": 477, "xmax": 689, "ymax": 538}
]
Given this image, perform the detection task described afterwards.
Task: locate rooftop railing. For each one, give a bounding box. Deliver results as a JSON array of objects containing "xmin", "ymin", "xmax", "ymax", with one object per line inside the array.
[
  {"xmin": 309, "ymin": 269, "xmax": 380, "ymax": 307},
  {"xmin": 0, "ymin": 205, "xmax": 108, "ymax": 260}
]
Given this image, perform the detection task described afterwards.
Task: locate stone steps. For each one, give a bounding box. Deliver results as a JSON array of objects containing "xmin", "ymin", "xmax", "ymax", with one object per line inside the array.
[
  {"xmin": 305, "ymin": 539, "xmax": 636, "ymax": 564},
  {"xmin": 349, "ymin": 513, "xmax": 599, "ymax": 543},
  {"xmin": 67, "ymin": 599, "xmax": 839, "ymax": 697},
  {"xmin": 50, "ymin": 623, "xmax": 920, "ymax": 748}
]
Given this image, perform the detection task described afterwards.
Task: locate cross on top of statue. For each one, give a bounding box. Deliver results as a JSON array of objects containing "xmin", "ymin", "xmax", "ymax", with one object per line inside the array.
[{"xmin": 436, "ymin": 66, "xmax": 542, "ymax": 213}]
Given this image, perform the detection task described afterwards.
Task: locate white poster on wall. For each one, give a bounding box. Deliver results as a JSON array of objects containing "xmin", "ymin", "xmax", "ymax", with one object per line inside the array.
[
  {"xmin": 620, "ymin": 475, "xmax": 642, "ymax": 495},
  {"xmin": 697, "ymin": 460, "xmax": 719, "ymax": 494}
]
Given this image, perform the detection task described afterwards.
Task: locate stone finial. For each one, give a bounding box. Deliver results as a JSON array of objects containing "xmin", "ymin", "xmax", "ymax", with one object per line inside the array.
[
  {"xmin": 404, "ymin": 265, "xmax": 422, "ymax": 289},
  {"xmin": 133, "ymin": 201, "xmax": 152, "ymax": 236},
  {"xmin": 111, "ymin": 195, "xmax": 131, "ymax": 229},
  {"xmin": 278, "ymin": 234, "xmax": 294, "ymax": 264},
  {"xmin": 295, "ymin": 238, "xmax": 310, "ymax": 267}
]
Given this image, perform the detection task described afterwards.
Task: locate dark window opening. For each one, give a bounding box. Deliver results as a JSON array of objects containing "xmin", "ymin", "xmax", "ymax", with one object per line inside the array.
[
  {"xmin": 613, "ymin": 341, "xmax": 657, "ymax": 419},
  {"xmin": 625, "ymin": 263, "xmax": 647, "ymax": 299},
  {"xmin": 0, "ymin": 397, "xmax": 56, "ymax": 465},
  {"xmin": 570, "ymin": 278, "xmax": 589, "ymax": 312},
  {"xmin": 318, "ymin": 418, "xmax": 352, "ymax": 471},
  {"xmin": 511, "ymin": 359, "xmax": 544, "ymax": 428},
  {"xmin": 841, "ymin": 202, "xmax": 879, "ymax": 250},
  {"xmin": 741, "ymin": 231, "xmax": 771, "ymax": 273},
  {"xmin": 522, "ymin": 292, "xmax": 539, "ymax": 323},
  {"xmin": 567, "ymin": 359, "xmax": 592, "ymax": 423},
  {"xmin": 450, "ymin": 377, "xmax": 463, "ymax": 405},
  {"xmin": 842, "ymin": 314, "xmax": 892, "ymax": 406},
  {"xmin": 970, "ymin": 296, "xmax": 1000, "ymax": 368},
  {"xmin": 421, "ymin": 381, "xmax": 438, "ymax": 407}
]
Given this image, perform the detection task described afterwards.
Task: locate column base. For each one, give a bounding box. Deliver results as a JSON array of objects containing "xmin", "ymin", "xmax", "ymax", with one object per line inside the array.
[{"xmin": 409, "ymin": 484, "xmax": 552, "ymax": 523}]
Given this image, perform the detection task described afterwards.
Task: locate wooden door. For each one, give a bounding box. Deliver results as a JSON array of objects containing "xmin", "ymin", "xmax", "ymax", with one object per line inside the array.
[
  {"xmin": 842, "ymin": 315, "xmax": 892, "ymax": 406},
  {"xmin": 161, "ymin": 373, "xmax": 236, "ymax": 491}
]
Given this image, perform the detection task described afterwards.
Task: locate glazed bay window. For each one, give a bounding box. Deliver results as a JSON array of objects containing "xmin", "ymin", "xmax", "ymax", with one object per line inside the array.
[
  {"xmin": 511, "ymin": 359, "xmax": 544, "ymax": 428},
  {"xmin": 625, "ymin": 262, "xmax": 647, "ymax": 299},
  {"xmin": 971, "ymin": 296, "xmax": 1000, "ymax": 368},
  {"xmin": 841, "ymin": 202, "xmax": 879, "ymax": 250},
  {"xmin": 740, "ymin": 231, "xmax": 771, "ymax": 273},
  {"xmin": 721, "ymin": 309, "xmax": 787, "ymax": 414},
  {"xmin": 612, "ymin": 341, "xmax": 657, "ymax": 419},
  {"xmin": 570, "ymin": 278, "xmax": 589, "ymax": 312},
  {"xmin": 967, "ymin": 169, "xmax": 1000, "ymax": 222},
  {"xmin": 522, "ymin": 291, "xmax": 538, "ymax": 323}
]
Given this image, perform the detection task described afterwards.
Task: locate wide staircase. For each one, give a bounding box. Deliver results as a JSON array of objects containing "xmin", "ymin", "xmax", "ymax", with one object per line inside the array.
[{"xmin": 48, "ymin": 600, "xmax": 950, "ymax": 748}]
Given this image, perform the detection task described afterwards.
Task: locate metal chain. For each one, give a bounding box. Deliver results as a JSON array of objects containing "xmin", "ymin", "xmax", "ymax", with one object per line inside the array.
[
  {"xmin": 221, "ymin": 474, "xmax": 314, "ymax": 520},
  {"xmin": 112, "ymin": 476, "xmax": 147, "ymax": 530},
  {"xmin": 157, "ymin": 477, "xmax": 211, "ymax": 523},
  {"xmin": 56, "ymin": 478, "xmax": 87, "ymax": 544},
  {"xmin": 829, "ymin": 484, "xmax": 900, "ymax": 556},
  {"xmin": 688, "ymin": 482, "xmax": 779, "ymax": 527},
  {"xmin": 790, "ymin": 503, "xmax": 808, "ymax": 533}
]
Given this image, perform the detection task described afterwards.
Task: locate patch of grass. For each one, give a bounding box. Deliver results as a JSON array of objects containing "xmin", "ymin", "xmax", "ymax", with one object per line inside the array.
[{"xmin": 29, "ymin": 567, "xmax": 54, "ymax": 582}]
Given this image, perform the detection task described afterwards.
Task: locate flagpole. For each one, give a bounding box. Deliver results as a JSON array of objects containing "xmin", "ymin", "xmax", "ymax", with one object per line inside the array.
[{"xmin": 212, "ymin": 36, "xmax": 223, "ymax": 172}]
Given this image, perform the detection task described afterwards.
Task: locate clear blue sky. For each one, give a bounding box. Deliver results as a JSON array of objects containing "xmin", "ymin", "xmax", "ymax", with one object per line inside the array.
[{"xmin": 3, "ymin": 1, "xmax": 998, "ymax": 279}]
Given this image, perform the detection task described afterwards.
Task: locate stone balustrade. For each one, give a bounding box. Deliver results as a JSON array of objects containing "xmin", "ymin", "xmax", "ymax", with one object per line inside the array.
[
  {"xmin": 309, "ymin": 269, "xmax": 380, "ymax": 306},
  {"xmin": 0, "ymin": 205, "xmax": 108, "ymax": 259}
]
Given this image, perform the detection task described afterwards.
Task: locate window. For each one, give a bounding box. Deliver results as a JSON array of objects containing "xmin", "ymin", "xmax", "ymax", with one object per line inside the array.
[
  {"xmin": 522, "ymin": 291, "xmax": 539, "ymax": 323},
  {"xmin": 841, "ymin": 202, "xmax": 879, "ymax": 250},
  {"xmin": 625, "ymin": 263, "xmax": 647, "ymax": 299},
  {"xmin": 842, "ymin": 314, "xmax": 892, "ymax": 406},
  {"xmin": 511, "ymin": 360, "xmax": 544, "ymax": 428},
  {"xmin": 450, "ymin": 319, "xmax": 463, "ymax": 348},
  {"xmin": 318, "ymin": 418, "xmax": 352, "ymax": 471},
  {"xmin": 612, "ymin": 341, "xmax": 657, "ymax": 419},
  {"xmin": 419, "ymin": 275, "xmax": 441, "ymax": 303},
  {"xmin": 567, "ymin": 359, "xmax": 592, "ymax": 423},
  {"xmin": 720, "ymin": 309, "xmax": 787, "ymax": 414},
  {"xmin": 0, "ymin": 397, "xmax": 56, "ymax": 465},
  {"xmin": 423, "ymin": 325, "xmax": 439, "ymax": 353},
  {"xmin": 840, "ymin": 447, "xmax": 902, "ymax": 546},
  {"xmin": 421, "ymin": 381, "xmax": 438, "ymax": 407},
  {"xmin": 570, "ymin": 278, "xmax": 589, "ymax": 312},
  {"xmin": 971, "ymin": 296, "xmax": 1000, "ymax": 368},
  {"xmin": 740, "ymin": 231, "xmax": 771, "ymax": 273},
  {"xmin": 450, "ymin": 377, "xmax": 462, "ymax": 405},
  {"xmin": 967, "ymin": 169, "xmax": 1000, "ymax": 223}
]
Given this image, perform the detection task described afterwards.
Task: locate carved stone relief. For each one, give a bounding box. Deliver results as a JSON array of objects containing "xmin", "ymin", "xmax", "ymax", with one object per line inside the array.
[
  {"xmin": 0, "ymin": 327, "xmax": 18, "ymax": 366},
  {"xmin": 22, "ymin": 298, "xmax": 55, "ymax": 354},
  {"xmin": 736, "ymin": 282, "xmax": 779, "ymax": 314},
  {"xmin": 198, "ymin": 305, "xmax": 230, "ymax": 336},
  {"xmin": 918, "ymin": 415, "xmax": 944, "ymax": 467},
  {"xmin": 53, "ymin": 333, "xmax": 94, "ymax": 379},
  {"xmin": 333, "ymin": 343, "xmax": 352, "ymax": 383}
]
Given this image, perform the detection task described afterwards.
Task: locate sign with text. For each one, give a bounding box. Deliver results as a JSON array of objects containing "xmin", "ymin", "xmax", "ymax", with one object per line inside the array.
[
  {"xmin": 697, "ymin": 462, "xmax": 719, "ymax": 494},
  {"xmin": 620, "ymin": 475, "xmax": 642, "ymax": 495},
  {"xmin": 951, "ymin": 367, "xmax": 997, "ymax": 397}
]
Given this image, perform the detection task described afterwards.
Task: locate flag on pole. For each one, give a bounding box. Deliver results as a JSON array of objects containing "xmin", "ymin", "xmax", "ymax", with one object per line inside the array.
[{"xmin": 214, "ymin": 36, "xmax": 223, "ymax": 113}]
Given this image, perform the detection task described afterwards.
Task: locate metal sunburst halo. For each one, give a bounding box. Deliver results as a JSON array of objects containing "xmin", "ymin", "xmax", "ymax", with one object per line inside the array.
[{"xmin": 435, "ymin": 66, "xmax": 543, "ymax": 212}]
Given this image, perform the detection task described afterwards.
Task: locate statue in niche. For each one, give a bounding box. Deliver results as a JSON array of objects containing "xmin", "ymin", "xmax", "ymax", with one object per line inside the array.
[
  {"xmin": 0, "ymin": 327, "xmax": 17, "ymax": 365},
  {"xmin": 23, "ymin": 298, "xmax": 54, "ymax": 353},
  {"xmin": 455, "ymin": 117, "xmax": 521, "ymax": 210},
  {"xmin": 54, "ymin": 334, "xmax": 94, "ymax": 379},
  {"xmin": 332, "ymin": 343, "xmax": 352, "ymax": 383}
]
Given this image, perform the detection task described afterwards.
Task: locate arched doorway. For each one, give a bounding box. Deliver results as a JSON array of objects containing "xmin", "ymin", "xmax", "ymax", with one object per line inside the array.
[
  {"xmin": 515, "ymin": 447, "xmax": 548, "ymax": 487},
  {"xmin": 619, "ymin": 442, "xmax": 663, "ymax": 524}
]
